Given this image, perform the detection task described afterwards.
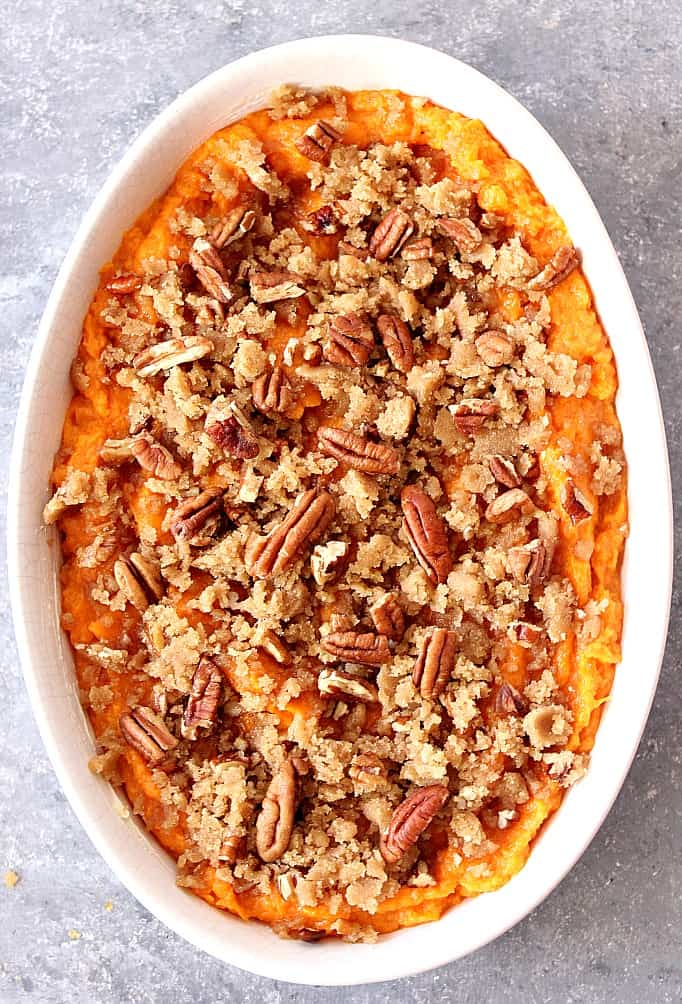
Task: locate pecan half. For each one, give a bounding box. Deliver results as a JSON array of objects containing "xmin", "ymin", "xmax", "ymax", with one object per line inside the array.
[
  {"xmin": 413, "ymin": 628, "xmax": 457, "ymax": 700},
  {"xmin": 206, "ymin": 415, "xmax": 259, "ymax": 459},
  {"xmin": 131, "ymin": 435, "xmax": 182, "ymax": 480},
  {"xmin": 508, "ymin": 537, "xmax": 554, "ymax": 593},
  {"xmin": 495, "ymin": 682, "xmax": 527, "ymax": 716},
  {"xmin": 182, "ymin": 658, "xmax": 222, "ymax": 737},
  {"xmin": 401, "ymin": 486, "xmax": 452, "ymax": 585},
  {"xmin": 485, "ymin": 488, "xmax": 534, "ymax": 524},
  {"xmin": 295, "ymin": 120, "xmax": 342, "ymax": 162},
  {"xmin": 527, "ymin": 245, "xmax": 580, "ymax": 291},
  {"xmin": 561, "ymin": 480, "xmax": 593, "ymax": 524},
  {"xmin": 246, "ymin": 489, "xmax": 335, "ymax": 578},
  {"xmin": 370, "ymin": 592, "xmax": 405, "ymax": 641},
  {"xmin": 133, "ymin": 336, "xmax": 214, "ymax": 378},
  {"xmin": 255, "ymin": 759, "xmax": 297, "ymax": 862},
  {"xmin": 489, "ymin": 454, "xmax": 521, "ymax": 489},
  {"xmin": 450, "ymin": 399, "xmax": 500, "ymax": 435},
  {"xmin": 310, "ymin": 540, "xmax": 349, "ymax": 586},
  {"xmin": 252, "ymin": 365, "xmax": 295, "ymax": 415},
  {"xmin": 170, "ymin": 488, "xmax": 226, "ymax": 546},
  {"xmin": 380, "ymin": 785, "xmax": 449, "ymax": 864},
  {"xmin": 317, "ymin": 426, "xmax": 400, "ymax": 475},
  {"xmin": 317, "ymin": 669, "xmax": 379, "ymax": 703},
  {"xmin": 105, "ymin": 273, "xmax": 142, "ymax": 294},
  {"xmin": 438, "ymin": 217, "xmax": 482, "ymax": 253},
  {"xmin": 369, "ymin": 208, "xmax": 414, "ymax": 261},
  {"xmin": 211, "ymin": 207, "xmax": 257, "ymax": 249},
  {"xmin": 119, "ymin": 706, "xmax": 178, "ymax": 766},
  {"xmin": 508, "ymin": 620, "xmax": 544, "ymax": 647},
  {"xmin": 376, "ymin": 314, "xmax": 415, "ymax": 373},
  {"xmin": 475, "ymin": 330, "xmax": 514, "ymax": 367},
  {"xmin": 401, "ymin": 237, "xmax": 433, "ymax": 260},
  {"xmin": 113, "ymin": 554, "xmax": 163, "ymax": 611},
  {"xmin": 189, "ymin": 238, "xmax": 232, "ymax": 302},
  {"xmin": 321, "ymin": 631, "xmax": 391, "ymax": 666},
  {"xmin": 325, "ymin": 313, "xmax": 374, "ymax": 367},
  {"xmin": 250, "ymin": 270, "xmax": 305, "ymax": 303}
]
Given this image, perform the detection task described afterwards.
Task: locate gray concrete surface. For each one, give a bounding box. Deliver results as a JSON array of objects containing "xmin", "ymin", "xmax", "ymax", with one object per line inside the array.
[{"xmin": 1, "ymin": 1, "xmax": 680, "ymax": 1001}]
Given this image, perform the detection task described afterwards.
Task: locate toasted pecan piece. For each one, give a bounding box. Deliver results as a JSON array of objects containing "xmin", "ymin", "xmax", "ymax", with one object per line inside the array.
[
  {"xmin": 302, "ymin": 203, "xmax": 338, "ymax": 236},
  {"xmin": 376, "ymin": 314, "xmax": 415, "ymax": 373},
  {"xmin": 250, "ymin": 270, "xmax": 305, "ymax": 303},
  {"xmin": 252, "ymin": 365, "xmax": 296, "ymax": 415},
  {"xmin": 508, "ymin": 537, "xmax": 555, "ymax": 593},
  {"xmin": 489, "ymin": 454, "xmax": 521, "ymax": 489},
  {"xmin": 206, "ymin": 414, "xmax": 259, "ymax": 459},
  {"xmin": 317, "ymin": 426, "xmax": 400, "ymax": 475},
  {"xmin": 401, "ymin": 237, "xmax": 433, "ymax": 260},
  {"xmin": 321, "ymin": 630, "xmax": 391, "ymax": 666},
  {"xmin": 495, "ymin": 682, "xmax": 527, "ymax": 716},
  {"xmin": 349, "ymin": 752, "xmax": 388, "ymax": 787},
  {"xmin": 105, "ymin": 272, "xmax": 142, "ymax": 294},
  {"xmin": 380, "ymin": 785, "xmax": 449, "ymax": 864},
  {"xmin": 369, "ymin": 208, "xmax": 414, "ymax": 261},
  {"xmin": 295, "ymin": 119, "xmax": 342, "ymax": 162},
  {"xmin": 246, "ymin": 489, "xmax": 335, "ymax": 578},
  {"xmin": 317, "ymin": 668, "xmax": 379, "ymax": 703},
  {"xmin": 182, "ymin": 658, "xmax": 223, "ymax": 738},
  {"xmin": 324, "ymin": 313, "xmax": 374, "ymax": 367},
  {"xmin": 133, "ymin": 336, "xmax": 214, "ymax": 378},
  {"xmin": 259, "ymin": 630, "xmax": 291, "ymax": 665},
  {"xmin": 401, "ymin": 486, "xmax": 452, "ymax": 585},
  {"xmin": 485, "ymin": 488, "xmax": 534, "ymax": 524},
  {"xmin": 131, "ymin": 435, "xmax": 182, "ymax": 480},
  {"xmin": 255, "ymin": 759, "xmax": 297, "ymax": 862},
  {"xmin": 475, "ymin": 330, "xmax": 514, "ymax": 367},
  {"xmin": 527, "ymin": 245, "xmax": 580, "ymax": 291},
  {"xmin": 189, "ymin": 237, "xmax": 232, "ymax": 302},
  {"xmin": 438, "ymin": 216, "xmax": 482, "ymax": 253},
  {"xmin": 113, "ymin": 552, "xmax": 163, "ymax": 612},
  {"xmin": 99, "ymin": 437, "xmax": 137, "ymax": 464},
  {"xmin": 507, "ymin": 620, "xmax": 544, "ymax": 647},
  {"xmin": 210, "ymin": 207, "xmax": 257, "ymax": 249},
  {"xmin": 310, "ymin": 540, "xmax": 349, "ymax": 586},
  {"xmin": 369, "ymin": 592, "xmax": 405, "ymax": 641},
  {"xmin": 119, "ymin": 706, "xmax": 178, "ymax": 766},
  {"xmin": 413, "ymin": 628, "xmax": 457, "ymax": 700},
  {"xmin": 450, "ymin": 399, "xmax": 500, "ymax": 435},
  {"xmin": 170, "ymin": 488, "xmax": 226, "ymax": 546},
  {"xmin": 561, "ymin": 480, "xmax": 593, "ymax": 524}
]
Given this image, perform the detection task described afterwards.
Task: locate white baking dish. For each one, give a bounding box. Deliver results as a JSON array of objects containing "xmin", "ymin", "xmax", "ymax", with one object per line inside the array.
[{"xmin": 7, "ymin": 34, "xmax": 673, "ymax": 985}]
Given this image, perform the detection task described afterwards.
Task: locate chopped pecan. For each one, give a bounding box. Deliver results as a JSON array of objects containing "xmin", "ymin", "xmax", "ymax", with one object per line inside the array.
[
  {"xmin": 508, "ymin": 620, "xmax": 544, "ymax": 647},
  {"xmin": 317, "ymin": 668, "xmax": 378, "ymax": 702},
  {"xmin": 380, "ymin": 785, "xmax": 449, "ymax": 864},
  {"xmin": 317, "ymin": 426, "xmax": 400, "ymax": 474},
  {"xmin": 259, "ymin": 630, "xmax": 291, "ymax": 665},
  {"xmin": 133, "ymin": 336, "xmax": 214, "ymax": 378},
  {"xmin": 275, "ymin": 924, "xmax": 325, "ymax": 943},
  {"xmin": 255, "ymin": 759, "xmax": 297, "ymax": 862},
  {"xmin": 131, "ymin": 435, "xmax": 182, "ymax": 480},
  {"xmin": 246, "ymin": 489, "xmax": 335, "ymax": 578},
  {"xmin": 450, "ymin": 399, "xmax": 500, "ymax": 435},
  {"xmin": 114, "ymin": 553, "xmax": 163, "ymax": 611},
  {"xmin": 401, "ymin": 237, "xmax": 433, "ymax": 260},
  {"xmin": 489, "ymin": 454, "xmax": 521, "ymax": 489},
  {"xmin": 475, "ymin": 330, "xmax": 514, "ymax": 367},
  {"xmin": 485, "ymin": 488, "xmax": 534, "ymax": 524},
  {"xmin": 438, "ymin": 217, "xmax": 482, "ymax": 253},
  {"xmin": 189, "ymin": 237, "xmax": 232, "ymax": 302},
  {"xmin": 310, "ymin": 540, "xmax": 349, "ymax": 586},
  {"xmin": 527, "ymin": 245, "xmax": 580, "ymax": 291},
  {"xmin": 321, "ymin": 630, "xmax": 391, "ymax": 666},
  {"xmin": 561, "ymin": 480, "xmax": 593, "ymax": 524},
  {"xmin": 119, "ymin": 706, "xmax": 178, "ymax": 766},
  {"xmin": 211, "ymin": 207, "xmax": 256, "ymax": 249},
  {"xmin": 376, "ymin": 314, "xmax": 415, "ymax": 373},
  {"xmin": 302, "ymin": 204, "xmax": 338, "ymax": 235},
  {"xmin": 413, "ymin": 628, "xmax": 457, "ymax": 700},
  {"xmin": 324, "ymin": 313, "xmax": 374, "ymax": 367},
  {"xmin": 338, "ymin": 240, "xmax": 368, "ymax": 260},
  {"xmin": 206, "ymin": 414, "xmax": 259, "ymax": 459},
  {"xmin": 349, "ymin": 752, "xmax": 388, "ymax": 787},
  {"xmin": 401, "ymin": 486, "xmax": 452, "ymax": 585},
  {"xmin": 252, "ymin": 365, "xmax": 295, "ymax": 415},
  {"xmin": 369, "ymin": 208, "xmax": 414, "ymax": 261},
  {"xmin": 369, "ymin": 592, "xmax": 405, "ymax": 641},
  {"xmin": 99, "ymin": 437, "xmax": 137, "ymax": 464},
  {"xmin": 183, "ymin": 658, "xmax": 223, "ymax": 737},
  {"xmin": 508, "ymin": 537, "xmax": 555, "ymax": 593},
  {"xmin": 250, "ymin": 270, "xmax": 305, "ymax": 303},
  {"xmin": 105, "ymin": 273, "xmax": 142, "ymax": 294},
  {"xmin": 295, "ymin": 119, "xmax": 342, "ymax": 162},
  {"xmin": 170, "ymin": 488, "xmax": 226, "ymax": 546},
  {"xmin": 495, "ymin": 682, "xmax": 527, "ymax": 716}
]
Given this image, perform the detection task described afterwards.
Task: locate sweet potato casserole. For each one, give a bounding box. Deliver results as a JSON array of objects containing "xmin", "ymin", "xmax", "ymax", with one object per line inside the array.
[{"xmin": 44, "ymin": 85, "xmax": 627, "ymax": 942}]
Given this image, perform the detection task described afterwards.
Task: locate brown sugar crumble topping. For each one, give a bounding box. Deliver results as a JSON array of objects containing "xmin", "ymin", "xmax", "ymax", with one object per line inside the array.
[{"xmin": 45, "ymin": 83, "xmax": 626, "ymax": 944}]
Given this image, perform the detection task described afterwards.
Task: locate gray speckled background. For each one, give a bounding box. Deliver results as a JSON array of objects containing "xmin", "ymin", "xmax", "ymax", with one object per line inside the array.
[{"xmin": 1, "ymin": 2, "xmax": 680, "ymax": 1001}]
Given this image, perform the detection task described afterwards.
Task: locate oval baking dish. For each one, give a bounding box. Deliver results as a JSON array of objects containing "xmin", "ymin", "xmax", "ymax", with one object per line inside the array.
[{"xmin": 8, "ymin": 35, "xmax": 672, "ymax": 985}]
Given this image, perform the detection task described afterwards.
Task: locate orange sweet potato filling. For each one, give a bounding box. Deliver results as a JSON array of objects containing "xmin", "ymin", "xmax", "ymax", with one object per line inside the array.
[{"xmin": 52, "ymin": 90, "xmax": 626, "ymax": 937}]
